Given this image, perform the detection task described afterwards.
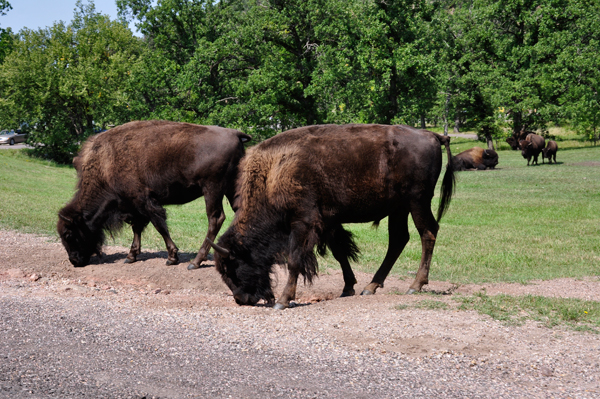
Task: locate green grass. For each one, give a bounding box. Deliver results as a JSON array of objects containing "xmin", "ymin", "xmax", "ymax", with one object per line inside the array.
[
  {"xmin": 1, "ymin": 137, "xmax": 599, "ymax": 286},
  {"xmin": 454, "ymin": 292, "xmax": 600, "ymax": 333},
  {"xmin": 413, "ymin": 299, "xmax": 449, "ymax": 310}
]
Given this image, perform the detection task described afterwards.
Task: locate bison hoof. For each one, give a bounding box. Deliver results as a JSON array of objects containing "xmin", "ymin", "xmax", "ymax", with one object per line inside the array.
[
  {"xmin": 406, "ymin": 288, "xmax": 418, "ymax": 295},
  {"xmin": 124, "ymin": 258, "xmax": 136, "ymax": 264},
  {"xmin": 187, "ymin": 263, "xmax": 200, "ymax": 270},
  {"xmin": 361, "ymin": 289, "xmax": 374, "ymax": 296},
  {"xmin": 165, "ymin": 259, "xmax": 179, "ymax": 266},
  {"xmin": 273, "ymin": 303, "xmax": 288, "ymax": 310},
  {"xmin": 340, "ymin": 290, "xmax": 355, "ymax": 298}
]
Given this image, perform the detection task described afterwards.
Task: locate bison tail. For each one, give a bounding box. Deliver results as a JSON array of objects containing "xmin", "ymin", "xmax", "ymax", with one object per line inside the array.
[{"xmin": 436, "ymin": 135, "xmax": 456, "ymax": 222}]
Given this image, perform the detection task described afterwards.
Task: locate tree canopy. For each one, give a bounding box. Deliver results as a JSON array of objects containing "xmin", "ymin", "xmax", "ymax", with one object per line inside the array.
[{"xmin": 1, "ymin": 0, "xmax": 598, "ymax": 162}]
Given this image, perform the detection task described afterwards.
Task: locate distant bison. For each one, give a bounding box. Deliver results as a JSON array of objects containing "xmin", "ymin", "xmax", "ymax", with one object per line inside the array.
[
  {"xmin": 542, "ymin": 140, "xmax": 558, "ymax": 164},
  {"xmin": 519, "ymin": 133, "xmax": 545, "ymax": 165},
  {"xmin": 506, "ymin": 128, "xmax": 530, "ymax": 150},
  {"xmin": 209, "ymin": 124, "xmax": 455, "ymax": 309},
  {"xmin": 57, "ymin": 120, "xmax": 251, "ymax": 269},
  {"xmin": 452, "ymin": 147, "xmax": 498, "ymax": 171}
]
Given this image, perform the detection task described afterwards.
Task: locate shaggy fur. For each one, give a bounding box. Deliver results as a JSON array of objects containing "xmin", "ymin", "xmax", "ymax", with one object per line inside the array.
[
  {"xmin": 542, "ymin": 140, "xmax": 558, "ymax": 164},
  {"xmin": 519, "ymin": 133, "xmax": 546, "ymax": 165},
  {"xmin": 57, "ymin": 120, "xmax": 250, "ymax": 268},
  {"xmin": 452, "ymin": 147, "xmax": 499, "ymax": 171},
  {"xmin": 213, "ymin": 124, "xmax": 455, "ymax": 308}
]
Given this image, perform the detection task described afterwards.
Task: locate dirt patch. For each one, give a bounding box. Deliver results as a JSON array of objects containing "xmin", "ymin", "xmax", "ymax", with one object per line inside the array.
[
  {"xmin": 2, "ymin": 228, "xmax": 600, "ymax": 398},
  {"xmin": 2, "ymin": 229, "xmax": 600, "ymax": 342}
]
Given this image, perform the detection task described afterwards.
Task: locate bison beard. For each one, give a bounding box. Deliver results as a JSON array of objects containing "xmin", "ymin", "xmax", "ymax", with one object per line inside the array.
[
  {"xmin": 211, "ymin": 124, "xmax": 455, "ymax": 309},
  {"xmin": 57, "ymin": 120, "xmax": 250, "ymax": 269}
]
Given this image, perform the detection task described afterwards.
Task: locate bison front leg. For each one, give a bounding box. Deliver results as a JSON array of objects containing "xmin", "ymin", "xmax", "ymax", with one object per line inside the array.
[
  {"xmin": 406, "ymin": 205, "xmax": 439, "ymax": 294},
  {"xmin": 274, "ymin": 269, "xmax": 300, "ymax": 310},
  {"xmin": 188, "ymin": 193, "xmax": 226, "ymax": 270},
  {"xmin": 362, "ymin": 210, "xmax": 410, "ymax": 295},
  {"xmin": 125, "ymin": 219, "xmax": 149, "ymax": 264},
  {"xmin": 274, "ymin": 220, "xmax": 320, "ymax": 310}
]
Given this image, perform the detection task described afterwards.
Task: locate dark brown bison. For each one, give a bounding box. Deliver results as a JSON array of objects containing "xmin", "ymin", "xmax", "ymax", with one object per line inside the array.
[
  {"xmin": 452, "ymin": 147, "xmax": 498, "ymax": 171},
  {"xmin": 57, "ymin": 120, "xmax": 251, "ymax": 269},
  {"xmin": 208, "ymin": 124, "xmax": 455, "ymax": 309},
  {"xmin": 506, "ymin": 128, "xmax": 530, "ymax": 150},
  {"xmin": 542, "ymin": 140, "xmax": 558, "ymax": 164},
  {"xmin": 519, "ymin": 133, "xmax": 545, "ymax": 165}
]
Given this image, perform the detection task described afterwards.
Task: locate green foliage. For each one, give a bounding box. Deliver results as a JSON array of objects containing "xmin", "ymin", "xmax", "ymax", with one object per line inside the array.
[
  {"xmin": 0, "ymin": 0, "xmax": 12, "ymax": 63},
  {"xmin": 0, "ymin": 1, "xmax": 143, "ymax": 163},
  {"xmin": 2, "ymin": 0, "xmax": 600, "ymax": 155}
]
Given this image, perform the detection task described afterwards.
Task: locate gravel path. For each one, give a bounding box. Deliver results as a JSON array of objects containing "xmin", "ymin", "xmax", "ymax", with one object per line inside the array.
[{"xmin": 1, "ymin": 230, "xmax": 599, "ymax": 398}]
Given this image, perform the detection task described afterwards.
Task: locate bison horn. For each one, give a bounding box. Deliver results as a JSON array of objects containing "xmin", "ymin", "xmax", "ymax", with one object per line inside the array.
[
  {"xmin": 59, "ymin": 213, "xmax": 73, "ymax": 224},
  {"xmin": 205, "ymin": 237, "xmax": 231, "ymax": 259}
]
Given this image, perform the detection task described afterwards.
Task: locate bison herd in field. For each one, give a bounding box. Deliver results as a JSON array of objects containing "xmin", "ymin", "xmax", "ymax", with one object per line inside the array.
[{"xmin": 57, "ymin": 120, "xmax": 558, "ymax": 308}]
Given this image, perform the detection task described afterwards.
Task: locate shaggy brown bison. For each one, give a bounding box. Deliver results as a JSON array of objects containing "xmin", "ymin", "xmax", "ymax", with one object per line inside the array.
[
  {"xmin": 209, "ymin": 124, "xmax": 455, "ymax": 309},
  {"xmin": 452, "ymin": 147, "xmax": 498, "ymax": 171},
  {"xmin": 519, "ymin": 133, "xmax": 545, "ymax": 165},
  {"xmin": 57, "ymin": 120, "xmax": 251, "ymax": 269},
  {"xmin": 542, "ymin": 140, "xmax": 558, "ymax": 164}
]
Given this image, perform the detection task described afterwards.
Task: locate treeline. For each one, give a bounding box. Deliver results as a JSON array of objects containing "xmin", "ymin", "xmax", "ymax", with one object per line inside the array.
[{"xmin": 0, "ymin": 0, "xmax": 599, "ymax": 163}]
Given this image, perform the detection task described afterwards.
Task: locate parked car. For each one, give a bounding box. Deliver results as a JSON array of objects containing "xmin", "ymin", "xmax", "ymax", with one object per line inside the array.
[{"xmin": 0, "ymin": 130, "xmax": 28, "ymax": 145}]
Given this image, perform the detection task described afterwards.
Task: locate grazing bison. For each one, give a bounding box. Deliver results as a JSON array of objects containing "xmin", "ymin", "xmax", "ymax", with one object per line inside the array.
[
  {"xmin": 452, "ymin": 147, "xmax": 498, "ymax": 171},
  {"xmin": 57, "ymin": 120, "xmax": 251, "ymax": 269},
  {"xmin": 208, "ymin": 124, "xmax": 455, "ymax": 309},
  {"xmin": 542, "ymin": 140, "xmax": 558, "ymax": 164},
  {"xmin": 506, "ymin": 128, "xmax": 530, "ymax": 150},
  {"xmin": 519, "ymin": 133, "xmax": 545, "ymax": 165}
]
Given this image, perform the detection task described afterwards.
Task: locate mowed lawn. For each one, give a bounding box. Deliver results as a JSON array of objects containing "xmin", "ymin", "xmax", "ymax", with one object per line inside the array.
[{"xmin": 0, "ymin": 139, "xmax": 598, "ymax": 286}]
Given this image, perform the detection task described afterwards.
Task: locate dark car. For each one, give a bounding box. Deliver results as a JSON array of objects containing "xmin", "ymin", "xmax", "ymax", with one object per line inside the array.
[{"xmin": 0, "ymin": 130, "xmax": 28, "ymax": 145}]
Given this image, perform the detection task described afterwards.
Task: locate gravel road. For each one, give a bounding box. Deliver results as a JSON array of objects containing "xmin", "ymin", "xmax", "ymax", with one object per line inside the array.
[{"xmin": 1, "ymin": 230, "xmax": 599, "ymax": 398}]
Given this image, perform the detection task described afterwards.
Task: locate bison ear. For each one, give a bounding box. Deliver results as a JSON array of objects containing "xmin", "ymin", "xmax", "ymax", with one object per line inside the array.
[{"xmin": 59, "ymin": 213, "xmax": 73, "ymax": 224}]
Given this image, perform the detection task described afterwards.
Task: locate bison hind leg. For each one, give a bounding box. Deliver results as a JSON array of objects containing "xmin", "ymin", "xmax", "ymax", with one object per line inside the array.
[
  {"xmin": 323, "ymin": 225, "xmax": 360, "ymax": 297},
  {"xmin": 125, "ymin": 218, "xmax": 149, "ymax": 264},
  {"xmin": 362, "ymin": 209, "xmax": 411, "ymax": 295}
]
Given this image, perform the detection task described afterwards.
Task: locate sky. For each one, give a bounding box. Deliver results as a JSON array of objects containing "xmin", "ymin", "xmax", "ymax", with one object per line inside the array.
[{"xmin": 0, "ymin": 0, "xmax": 139, "ymax": 34}]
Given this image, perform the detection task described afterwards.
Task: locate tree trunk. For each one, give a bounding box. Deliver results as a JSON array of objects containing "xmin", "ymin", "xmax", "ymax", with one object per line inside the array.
[
  {"xmin": 420, "ymin": 114, "xmax": 426, "ymax": 129},
  {"xmin": 486, "ymin": 132, "xmax": 494, "ymax": 150},
  {"xmin": 512, "ymin": 111, "xmax": 522, "ymax": 139},
  {"xmin": 443, "ymin": 92, "xmax": 450, "ymax": 136},
  {"xmin": 454, "ymin": 108, "xmax": 461, "ymax": 133}
]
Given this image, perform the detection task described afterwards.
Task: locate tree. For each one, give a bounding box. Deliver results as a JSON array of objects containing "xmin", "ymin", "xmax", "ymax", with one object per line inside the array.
[
  {"xmin": 0, "ymin": 1, "xmax": 142, "ymax": 162},
  {"xmin": 0, "ymin": 0, "xmax": 12, "ymax": 63},
  {"xmin": 554, "ymin": 0, "xmax": 600, "ymax": 145}
]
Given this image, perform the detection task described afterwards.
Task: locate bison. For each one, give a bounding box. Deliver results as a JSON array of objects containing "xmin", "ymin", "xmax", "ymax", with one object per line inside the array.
[
  {"xmin": 208, "ymin": 124, "xmax": 455, "ymax": 309},
  {"xmin": 519, "ymin": 133, "xmax": 545, "ymax": 165},
  {"xmin": 542, "ymin": 140, "xmax": 558, "ymax": 164},
  {"xmin": 452, "ymin": 147, "xmax": 498, "ymax": 171},
  {"xmin": 57, "ymin": 120, "xmax": 251, "ymax": 269}
]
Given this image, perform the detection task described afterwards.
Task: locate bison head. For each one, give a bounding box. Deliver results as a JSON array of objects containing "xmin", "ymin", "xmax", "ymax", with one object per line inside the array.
[
  {"xmin": 519, "ymin": 140, "xmax": 533, "ymax": 158},
  {"xmin": 506, "ymin": 137, "xmax": 520, "ymax": 150},
  {"xmin": 208, "ymin": 233, "xmax": 275, "ymax": 306},
  {"xmin": 57, "ymin": 205, "xmax": 104, "ymax": 267},
  {"xmin": 482, "ymin": 149, "xmax": 499, "ymax": 169},
  {"xmin": 541, "ymin": 147, "xmax": 551, "ymax": 158}
]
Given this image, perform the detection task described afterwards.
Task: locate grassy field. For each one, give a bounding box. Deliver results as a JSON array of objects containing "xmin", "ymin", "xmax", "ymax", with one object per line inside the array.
[{"xmin": 0, "ymin": 134, "xmax": 598, "ymax": 287}]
